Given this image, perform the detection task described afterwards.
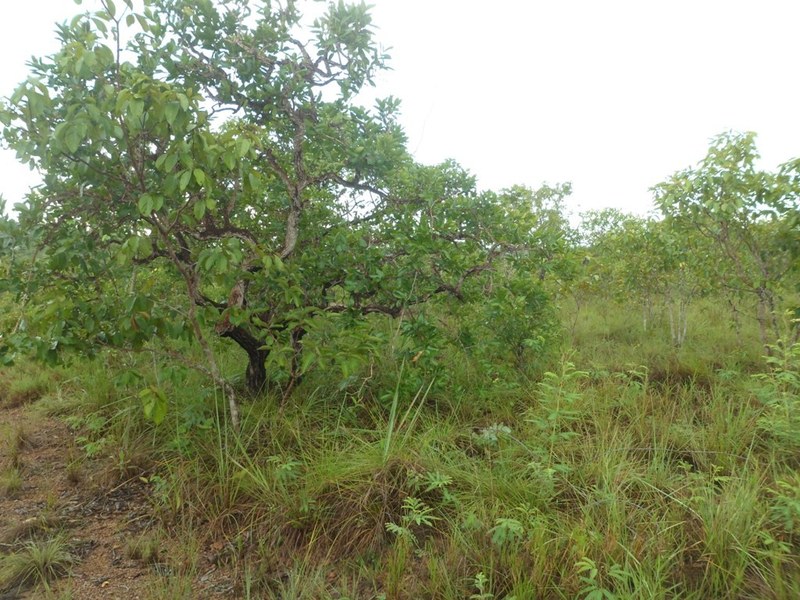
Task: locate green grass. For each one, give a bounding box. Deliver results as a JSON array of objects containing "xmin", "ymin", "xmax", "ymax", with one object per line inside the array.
[
  {"xmin": 0, "ymin": 364, "xmax": 56, "ymax": 409},
  {"xmin": 125, "ymin": 532, "xmax": 163, "ymax": 565},
  {"xmin": 3, "ymin": 295, "xmax": 798, "ymax": 598},
  {"xmin": 0, "ymin": 466, "xmax": 23, "ymax": 498},
  {"xmin": 0, "ymin": 535, "xmax": 75, "ymax": 595}
]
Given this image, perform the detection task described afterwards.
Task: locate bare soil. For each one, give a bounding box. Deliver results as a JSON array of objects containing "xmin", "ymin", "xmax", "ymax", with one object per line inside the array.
[{"xmin": 0, "ymin": 398, "xmax": 234, "ymax": 599}]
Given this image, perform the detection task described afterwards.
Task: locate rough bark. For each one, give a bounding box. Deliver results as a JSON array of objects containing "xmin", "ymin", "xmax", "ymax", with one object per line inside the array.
[{"xmin": 218, "ymin": 323, "xmax": 270, "ymax": 394}]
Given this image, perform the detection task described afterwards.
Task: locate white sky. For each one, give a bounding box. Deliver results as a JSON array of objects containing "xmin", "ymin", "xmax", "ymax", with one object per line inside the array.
[{"xmin": 2, "ymin": 0, "xmax": 799, "ymax": 218}]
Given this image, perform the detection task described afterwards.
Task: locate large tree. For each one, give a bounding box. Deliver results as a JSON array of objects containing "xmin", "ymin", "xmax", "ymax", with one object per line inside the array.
[{"xmin": 1, "ymin": 0, "xmax": 557, "ymax": 427}]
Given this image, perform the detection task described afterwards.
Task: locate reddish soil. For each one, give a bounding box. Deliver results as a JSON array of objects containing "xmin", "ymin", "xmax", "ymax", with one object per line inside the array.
[{"xmin": 0, "ymin": 401, "xmax": 233, "ymax": 599}]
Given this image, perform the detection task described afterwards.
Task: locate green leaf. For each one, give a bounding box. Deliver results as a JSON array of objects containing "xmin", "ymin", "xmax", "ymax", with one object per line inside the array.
[
  {"xmin": 300, "ymin": 351, "xmax": 316, "ymax": 374},
  {"xmin": 236, "ymin": 138, "xmax": 251, "ymax": 158},
  {"xmin": 129, "ymin": 99, "xmax": 144, "ymax": 121},
  {"xmin": 92, "ymin": 18, "xmax": 108, "ymax": 35},
  {"xmin": 135, "ymin": 13, "xmax": 150, "ymax": 31},
  {"xmin": 193, "ymin": 168, "xmax": 206, "ymax": 186},
  {"xmin": 222, "ymin": 150, "xmax": 236, "ymax": 170},
  {"xmin": 177, "ymin": 93, "xmax": 189, "ymax": 111},
  {"xmin": 137, "ymin": 193, "xmax": 154, "ymax": 215},
  {"xmin": 64, "ymin": 127, "xmax": 81, "ymax": 153},
  {"xmin": 140, "ymin": 386, "xmax": 168, "ymax": 425},
  {"xmin": 179, "ymin": 169, "xmax": 191, "ymax": 191},
  {"xmin": 164, "ymin": 101, "xmax": 179, "ymax": 126},
  {"xmin": 164, "ymin": 153, "xmax": 179, "ymax": 173},
  {"xmin": 194, "ymin": 200, "xmax": 206, "ymax": 220}
]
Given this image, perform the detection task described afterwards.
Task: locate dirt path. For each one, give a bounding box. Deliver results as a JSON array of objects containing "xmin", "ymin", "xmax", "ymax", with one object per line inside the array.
[{"xmin": 0, "ymin": 397, "xmax": 233, "ymax": 599}]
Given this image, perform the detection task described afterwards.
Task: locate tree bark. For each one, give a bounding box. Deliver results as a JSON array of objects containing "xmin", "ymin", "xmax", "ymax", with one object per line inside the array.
[
  {"xmin": 245, "ymin": 349, "xmax": 269, "ymax": 393},
  {"xmin": 218, "ymin": 323, "xmax": 270, "ymax": 394}
]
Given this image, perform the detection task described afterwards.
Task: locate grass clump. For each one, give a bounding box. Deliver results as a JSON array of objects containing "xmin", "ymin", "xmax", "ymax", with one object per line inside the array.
[
  {"xmin": 125, "ymin": 533, "xmax": 162, "ymax": 565},
  {"xmin": 0, "ymin": 535, "xmax": 75, "ymax": 595},
  {"xmin": 0, "ymin": 365, "xmax": 55, "ymax": 409},
  {"xmin": 0, "ymin": 467, "xmax": 23, "ymax": 498}
]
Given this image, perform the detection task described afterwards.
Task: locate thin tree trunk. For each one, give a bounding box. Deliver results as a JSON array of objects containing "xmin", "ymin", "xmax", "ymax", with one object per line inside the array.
[
  {"xmin": 282, "ymin": 326, "xmax": 307, "ymax": 402},
  {"xmin": 680, "ymin": 300, "xmax": 689, "ymax": 347},
  {"xmin": 756, "ymin": 286, "xmax": 777, "ymax": 356},
  {"xmin": 156, "ymin": 220, "xmax": 241, "ymax": 430}
]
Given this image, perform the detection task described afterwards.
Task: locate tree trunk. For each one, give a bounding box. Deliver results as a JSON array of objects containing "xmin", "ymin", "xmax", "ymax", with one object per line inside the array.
[
  {"xmin": 218, "ymin": 324, "xmax": 270, "ymax": 394},
  {"xmin": 245, "ymin": 347, "xmax": 269, "ymax": 393},
  {"xmin": 281, "ymin": 326, "xmax": 307, "ymax": 402},
  {"xmin": 756, "ymin": 285, "xmax": 775, "ymax": 356}
]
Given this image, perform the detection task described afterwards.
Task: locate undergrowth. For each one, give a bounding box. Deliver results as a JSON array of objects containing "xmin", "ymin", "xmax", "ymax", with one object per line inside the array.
[{"xmin": 3, "ymin": 299, "xmax": 800, "ymax": 598}]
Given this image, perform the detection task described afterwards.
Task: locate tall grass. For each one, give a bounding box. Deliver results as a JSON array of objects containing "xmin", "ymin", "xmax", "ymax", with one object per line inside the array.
[{"xmin": 3, "ymin": 296, "xmax": 798, "ymax": 597}]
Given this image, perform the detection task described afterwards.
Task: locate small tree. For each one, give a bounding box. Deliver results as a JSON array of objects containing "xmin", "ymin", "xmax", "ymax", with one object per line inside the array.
[
  {"xmin": 0, "ymin": 0, "xmax": 557, "ymax": 427},
  {"xmin": 576, "ymin": 209, "xmax": 711, "ymax": 346},
  {"xmin": 654, "ymin": 132, "xmax": 800, "ymax": 352}
]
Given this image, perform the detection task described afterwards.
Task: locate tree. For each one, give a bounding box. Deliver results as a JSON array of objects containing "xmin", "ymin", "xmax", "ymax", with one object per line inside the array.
[
  {"xmin": 654, "ymin": 132, "xmax": 800, "ymax": 352},
  {"xmin": 575, "ymin": 209, "xmax": 713, "ymax": 347},
  {"xmin": 0, "ymin": 0, "xmax": 557, "ymax": 428}
]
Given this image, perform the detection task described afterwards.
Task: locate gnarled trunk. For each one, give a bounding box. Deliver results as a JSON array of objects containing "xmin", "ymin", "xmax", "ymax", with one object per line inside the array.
[
  {"xmin": 218, "ymin": 323, "xmax": 269, "ymax": 394},
  {"xmin": 215, "ymin": 280, "xmax": 270, "ymax": 393}
]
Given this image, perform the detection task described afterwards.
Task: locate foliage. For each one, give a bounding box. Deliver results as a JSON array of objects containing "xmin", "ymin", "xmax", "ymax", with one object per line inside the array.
[
  {"xmin": 753, "ymin": 338, "xmax": 800, "ymax": 456},
  {"xmin": 576, "ymin": 210, "xmax": 711, "ymax": 345},
  {"xmin": 2, "ymin": 284, "xmax": 799, "ymax": 598},
  {"xmin": 526, "ymin": 361, "xmax": 587, "ymax": 456},
  {"xmin": 489, "ymin": 517, "xmax": 524, "ymax": 548},
  {"xmin": 0, "ymin": 0, "xmax": 562, "ymax": 425},
  {"xmin": 576, "ymin": 557, "xmax": 632, "ymax": 600},
  {"xmin": 384, "ymin": 496, "xmax": 440, "ymax": 547},
  {"xmin": 654, "ymin": 131, "xmax": 800, "ymax": 349},
  {"xmin": 1, "ymin": 2, "xmax": 799, "ymax": 597}
]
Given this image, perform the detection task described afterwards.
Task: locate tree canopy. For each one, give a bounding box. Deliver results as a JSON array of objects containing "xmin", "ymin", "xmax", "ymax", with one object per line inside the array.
[
  {"xmin": 0, "ymin": 0, "xmax": 563, "ymax": 427},
  {"xmin": 654, "ymin": 131, "xmax": 800, "ymax": 350}
]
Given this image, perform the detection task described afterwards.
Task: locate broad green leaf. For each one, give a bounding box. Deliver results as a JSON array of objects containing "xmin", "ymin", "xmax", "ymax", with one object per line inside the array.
[
  {"xmin": 222, "ymin": 150, "xmax": 236, "ymax": 170},
  {"xmin": 135, "ymin": 13, "xmax": 150, "ymax": 31},
  {"xmin": 164, "ymin": 153, "xmax": 179, "ymax": 173},
  {"xmin": 164, "ymin": 101, "xmax": 179, "ymax": 126},
  {"xmin": 236, "ymin": 138, "xmax": 251, "ymax": 158},
  {"xmin": 177, "ymin": 93, "xmax": 189, "ymax": 111},
  {"xmin": 128, "ymin": 99, "xmax": 144, "ymax": 121},
  {"xmin": 140, "ymin": 386, "xmax": 168, "ymax": 425},
  {"xmin": 137, "ymin": 193, "xmax": 154, "ymax": 215},
  {"xmin": 179, "ymin": 169, "xmax": 191, "ymax": 191},
  {"xmin": 64, "ymin": 127, "xmax": 81, "ymax": 153}
]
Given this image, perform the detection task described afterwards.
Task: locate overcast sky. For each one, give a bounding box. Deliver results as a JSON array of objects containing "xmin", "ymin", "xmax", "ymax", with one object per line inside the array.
[{"xmin": 2, "ymin": 0, "xmax": 799, "ymax": 218}]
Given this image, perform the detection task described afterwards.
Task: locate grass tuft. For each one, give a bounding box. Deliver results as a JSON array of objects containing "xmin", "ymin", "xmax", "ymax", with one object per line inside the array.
[
  {"xmin": 0, "ymin": 535, "xmax": 75, "ymax": 595},
  {"xmin": 0, "ymin": 467, "xmax": 23, "ymax": 498}
]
